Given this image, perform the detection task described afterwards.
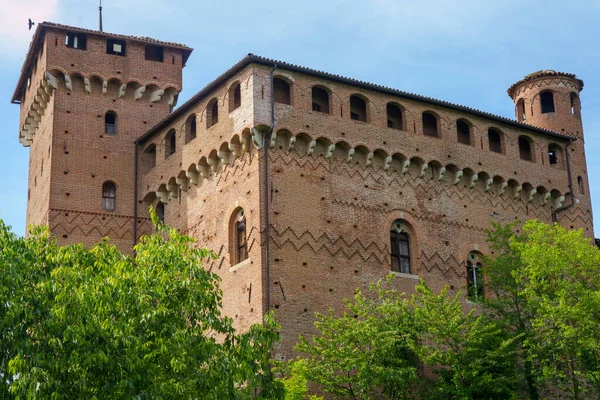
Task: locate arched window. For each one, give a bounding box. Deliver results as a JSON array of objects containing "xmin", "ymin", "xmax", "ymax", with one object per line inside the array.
[
  {"xmin": 390, "ymin": 220, "xmax": 411, "ymax": 274},
  {"xmin": 312, "ymin": 86, "xmax": 330, "ymax": 114},
  {"xmin": 155, "ymin": 202, "xmax": 165, "ymax": 224},
  {"xmin": 466, "ymin": 252, "xmax": 484, "ymax": 302},
  {"xmin": 165, "ymin": 129, "xmax": 176, "ymax": 158},
  {"xmin": 387, "ymin": 103, "xmax": 403, "ymax": 130},
  {"xmin": 102, "ymin": 181, "xmax": 116, "ymax": 211},
  {"xmin": 548, "ymin": 144, "xmax": 561, "ymax": 166},
  {"xmin": 570, "ymin": 92, "xmax": 580, "ymax": 115},
  {"xmin": 519, "ymin": 136, "xmax": 533, "ymax": 161},
  {"xmin": 142, "ymin": 144, "xmax": 156, "ymax": 173},
  {"xmin": 232, "ymin": 209, "xmax": 248, "ymax": 264},
  {"xmin": 185, "ymin": 114, "xmax": 196, "ymax": 143},
  {"xmin": 517, "ymin": 98, "xmax": 526, "ymax": 122},
  {"xmin": 540, "ymin": 91, "xmax": 555, "ymax": 114},
  {"xmin": 488, "ymin": 128, "xmax": 502, "ymax": 153},
  {"xmin": 229, "ymin": 82, "xmax": 241, "ymax": 112},
  {"xmin": 207, "ymin": 98, "xmax": 218, "ymax": 128},
  {"xmin": 456, "ymin": 119, "xmax": 471, "ymax": 145},
  {"xmin": 578, "ymin": 176, "xmax": 585, "ymax": 195},
  {"xmin": 273, "ymin": 78, "xmax": 291, "ymax": 105},
  {"xmin": 105, "ymin": 111, "xmax": 116, "ymax": 135},
  {"xmin": 422, "ymin": 112, "xmax": 438, "ymax": 137},
  {"xmin": 350, "ymin": 95, "xmax": 367, "ymax": 122}
]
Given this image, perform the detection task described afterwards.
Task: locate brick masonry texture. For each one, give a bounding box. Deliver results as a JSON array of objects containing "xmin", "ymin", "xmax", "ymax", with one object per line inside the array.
[{"xmin": 15, "ymin": 25, "xmax": 594, "ymax": 362}]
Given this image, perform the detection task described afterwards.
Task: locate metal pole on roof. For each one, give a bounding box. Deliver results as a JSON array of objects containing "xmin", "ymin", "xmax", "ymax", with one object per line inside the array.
[{"xmin": 99, "ymin": 0, "xmax": 103, "ymax": 32}]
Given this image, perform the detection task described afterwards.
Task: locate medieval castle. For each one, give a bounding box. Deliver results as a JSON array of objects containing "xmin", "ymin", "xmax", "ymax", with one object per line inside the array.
[{"xmin": 13, "ymin": 22, "xmax": 593, "ymax": 360}]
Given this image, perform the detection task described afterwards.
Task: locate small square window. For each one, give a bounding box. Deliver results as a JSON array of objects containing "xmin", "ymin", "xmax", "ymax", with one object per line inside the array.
[
  {"xmin": 107, "ymin": 39, "xmax": 126, "ymax": 56},
  {"xmin": 66, "ymin": 32, "xmax": 87, "ymax": 50},
  {"xmin": 145, "ymin": 45, "xmax": 164, "ymax": 62}
]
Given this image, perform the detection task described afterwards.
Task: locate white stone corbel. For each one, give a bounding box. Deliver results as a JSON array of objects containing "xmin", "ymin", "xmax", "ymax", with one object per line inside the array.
[
  {"xmin": 241, "ymin": 135, "xmax": 251, "ymax": 152},
  {"xmin": 102, "ymin": 80, "xmax": 108, "ymax": 95},
  {"xmin": 84, "ymin": 78, "xmax": 91, "ymax": 94},
  {"xmin": 556, "ymin": 195, "xmax": 565, "ymax": 208},
  {"xmin": 26, "ymin": 117, "xmax": 39, "ymax": 128},
  {"xmin": 217, "ymin": 151, "xmax": 231, "ymax": 165},
  {"xmin": 365, "ymin": 152, "xmax": 374, "ymax": 167},
  {"xmin": 419, "ymin": 163, "xmax": 429, "ymax": 178},
  {"xmin": 167, "ymin": 182, "xmax": 178, "ymax": 199},
  {"xmin": 118, "ymin": 84, "xmax": 127, "ymax": 98},
  {"xmin": 453, "ymin": 170, "xmax": 463, "ymax": 185},
  {"xmin": 383, "ymin": 156, "xmax": 392, "ymax": 171},
  {"xmin": 176, "ymin": 176, "xmax": 189, "ymax": 192},
  {"xmin": 206, "ymin": 157, "xmax": 218, "ymax": 172},
  {"xmin": 307, "ymin": 141, "xmax": 316, "ymax": 156},
  {"xmin": 498, "ymin": 182, "xmax": 508, "ymax": 196},
  {"xmin": 346, "ymin": 148, "xmax": 355, "ymax": 163},
  {"xmin": 401, "ymin": 160, "xmax": 410, "ymax": 174},
  {"xmin": 469, "ymin": 174, "xmax": 479, "ymax": 189},
  {"xmin": 44, "ymin": 72, "xmax": 59, "ymax": 89},
  {"xmin": 325, "ymin": 144, "xmax": 336, "ymax": 160},
  {"xmin": 29, "ymin": 110, "xmax": 41, "ymax": 122},
  {"xmin": 196, "ymin": 164, "xmax": 210, "ymax": 179},
  {"xmin": 287, "ymin": 136, "xmax": 296, "ymax": 151},
  {"xmin": 150, "ymin": 89, "xmax": 165, "ymax": 103},
  {"xmin": 251, "ymin": 128, "xmax": 263, "ymax": 149},
  {"xmin": 514, "ymin": 185, "xmax": 523, "ymax": 199},
  {"xmin": 229, "ymin": 142, "xmax": 242, "ymax": 157},
  {"xmin": 542, "ymin": 192, "xmax": 550, "ymax": 205},
  {"xmin": 186, "ymin": 170, "xmax": 199, "ymax": 185},
  {"xmin": 64, "ymin": 75, "xmax": 72, "ymax": 92},
  {"xmin": 270, "ymin": 130, "xmax": 277, "ymax": 148},
  {"xmin": 134, "ymin": 86, "xmax": 146, "ymax": 100},
  {"xmin": 484, "ymin": 178, "xmax": 493, "ymax": 192},
  {"xmin": 527, "ymin": 188, "xmax": 537, "ymax": 203},
  {"xmin": 167, "ymin": 93, "xmax": 178, "ymax": 107},
  {"xmin": 437, "ymin": 167, "xmax": 446, "ymax": 181},
  {"xmin": 156, "ymin": 190, "xmax": 169, "ymax": 204}
]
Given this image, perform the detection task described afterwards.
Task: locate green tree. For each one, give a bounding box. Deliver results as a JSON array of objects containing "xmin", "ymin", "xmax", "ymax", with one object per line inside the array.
[{"xmin": 0, "ymin": 217, "xmax": 283, "ymax": 399}]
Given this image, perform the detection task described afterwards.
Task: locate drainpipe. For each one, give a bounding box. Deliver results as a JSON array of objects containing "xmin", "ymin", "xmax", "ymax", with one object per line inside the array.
[
  {"xmin": 552, "ymin": 138, "xmax": 576, "ymax": 222},
  {"xmin": 264, "ymin": 63, "xmax": 277, "ymax": 314},
  {"xmin": 133, "ymin": 143, "xmax": 139, "ymax": 252}
]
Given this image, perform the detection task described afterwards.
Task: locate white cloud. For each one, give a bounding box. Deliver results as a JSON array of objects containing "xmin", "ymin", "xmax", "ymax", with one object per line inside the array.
[{"xmin": 0, "ymin": 0, "xmax": 59, "ymax": 56}]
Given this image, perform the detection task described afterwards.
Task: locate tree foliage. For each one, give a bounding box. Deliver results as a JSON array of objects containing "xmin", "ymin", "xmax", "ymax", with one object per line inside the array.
[{"xmin": 0, "ymin": 217, "xmax": 283, "ymax": 399}]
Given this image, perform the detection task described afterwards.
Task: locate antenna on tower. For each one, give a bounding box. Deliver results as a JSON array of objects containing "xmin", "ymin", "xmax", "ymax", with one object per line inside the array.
[{"xmin": 98, "ymin": 0, "xmax": 103, "ymax": 32}]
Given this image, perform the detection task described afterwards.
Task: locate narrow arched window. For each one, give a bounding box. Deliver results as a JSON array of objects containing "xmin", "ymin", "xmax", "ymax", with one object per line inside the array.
[
  {"xmin": 102, "ymin": 181, "xmax": 116, "ymax": 211},
  {"xmin": 456, "ymin": 119, "xmax": 470, "ymax": 145},
  {"xmin": 540, "ymin": 91, "xmax": 555, "ymax": 114},
  {"xmin": 234, "ymin": 210, "xmax": 248, "ymax": 264},
  {"xmin": 165, "ymin": 129, "xmax": 176, "ymax": 158},
  {"xmin": 488, "ymin": 128, "xmax": 502, "ymax": 153},
  {"xmin": 105, "ymin": 111, "xmax": 116, "ymax": 135},
  {"xmin": 548, "ymin": 144, "xmax": 561, "ymax": 166},
  {"xmin": 142, "ymin": 144, "xmax": 156, "ymax": 173},
  {"xmin": 422, "ymin": 112, "xmax": 438, "ymax": 137},
  {"xmin": 466, "ymin": 255, "xmax": 484, "ymax": 302},
  {"xmin": 207, "ymin": 98, "xmax": 218, "ymax": 128},
  {"xmin": 519, "ymin": 136, "xmax": 533, "ymax": 161},
  {"xmin": 390, "ymin": 220, "xmax": 411, "ymax": 274},
  {"xmin": 517, "ymin": 98, "xmax": 526, "ymax": 122},
  {"xmin": 350, "ymin": 95, "xmax": 367, "ymax": 122},
  {"xmin": 229, "ymin": 82, "xmax": 241, "ymax": 112},
  {"xmin": 185, "ymin": 114, "xmax": 196, "ymax": 143},
  {"xmin": 312, "ymin": 87, "xmax": 330, "ymax": 114},
  {"xmin": 578, "ymin": 176, "xmax": 585, "ymax": 195},
  {"xmin": 273, "ymin": 78, "xmax": 291, "ymax": 105},
  {"xmin": 387, "ymin": 103, "xmax": 403, "ymax": 130},
  {"xmin": 570, "ymin": 92, "xmax": 580, "ymax": 115},
  {"xmin": 155, "ymin": 202, "xmax": 165, "ymax": 224}
]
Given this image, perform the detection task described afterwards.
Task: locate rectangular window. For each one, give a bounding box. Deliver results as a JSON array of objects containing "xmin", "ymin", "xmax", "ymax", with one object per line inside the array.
[
  {"xmin": 107, "ymin": 39, "xmax": 126, "ymax": 56},
  {"xmin": 145, "ymin": 45, "xmax": 164, "ymax": 62},
  {"xmin": 390, "ymin": 231, "xmax": 411, "ymax": 274},
  {"xmin": 66, "ymin": 32, "xmax": 87, "ymax": 50}
]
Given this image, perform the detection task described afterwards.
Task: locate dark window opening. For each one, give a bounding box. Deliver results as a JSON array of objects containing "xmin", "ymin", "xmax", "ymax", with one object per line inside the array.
[
  {"xmin": 390, "ymin": 230, "xmax": 411, "ymax": 274},
  {"xmin": 65, "ymin": 32, "xmax": 87, "ymax": 50},
  {"xmin": 578, "ymin": 176, "xmax": 585, "ymax": 195},
  {"xmin": 517, "ymin": 98, "xmax": 526, "ymax": 122},
  {"xmin": 548, "ymin": 149, "xmax": 557, "ymax": 165},
  {"xmin": 570, "ymin": 93, "xmax": 580, "ymax": 115},
  {"xmin": 519, "ymin": 136, "xmax": 533, "ymax": 161},
  {"xmin": 165, "ymin": 129, "xmax": 176, "ymax": 157},
  {"xmin": 488, "ymin": 129, "xmax": 502, "ymax": 153},
  {"xmin": 143, "ymin": 144, "xmax": 156, "ymax": 172},
  {"xmin": 540, "ymin": 91, "xmax": 555, "ymax": 114},
  {"xmin": 185, "ymin": 115, "xmax": 196, "ymax": 143},
  {"xmin": 312, "ymin": 87, "xmax": 330, "ymax": 114},
  {"xmin": 387, "ymin": 103, "xmax": 403, "ymax": 130},
  {"xmin": 456, "ymin": 120, "xmax": 471, "ymax": 145},
  {"xmin": 105, "ymin": 111, "xmax": 116, "ymax": 135},
  {"xmin": 207, "ymin": 99, "xmax": 218, "ymax": 128},
  {"xmin": 350, "ymin": 95, "xmax": 367, "ymax": 122},
  {"xmin": 422, "ymin": 112, "xmax": 438, "ymax": 137},
  {"xmin": 230, "ymin": 83, "xmax": 241, "ymax": 111},
  {"xmin": 236, "ymin": 215, "xmax": 248, "ymax": 264},
  {"xmin": 156, "ymin": 202, "xmax": 165, "ymax": 224},
  {"xmin": 273, "ymin": 78, "xmax": 291, "ymax": 105},
  {"xmin": 102, "ymin": 181, "xmax": 116, "ymax": 211},
  {"xmin": 106, "ymin": 39, "xmax": 126, "ymax": 56},
  {"xmin": 467, "ymin": 260, "xmax": 484, "ymax": 302},
  {"xmin": 145, "ymin": 45, "xmax": 164, "ymax": 62}
]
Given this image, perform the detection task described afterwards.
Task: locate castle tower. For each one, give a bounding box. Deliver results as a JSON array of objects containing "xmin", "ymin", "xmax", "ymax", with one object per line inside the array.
[
  {"xmin": 508, "ymin": 70, "xmax": 593, "ymax": 235},
  {"xmin": 12, "ymin": 23, "xmax": 192, "ymax": 251}
]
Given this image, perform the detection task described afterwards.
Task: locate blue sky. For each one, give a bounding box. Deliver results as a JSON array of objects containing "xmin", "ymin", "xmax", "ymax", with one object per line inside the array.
[{"xmin": 1, "ymin": 0, "xmax": 600, "ymax": 236}]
